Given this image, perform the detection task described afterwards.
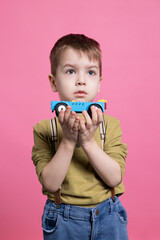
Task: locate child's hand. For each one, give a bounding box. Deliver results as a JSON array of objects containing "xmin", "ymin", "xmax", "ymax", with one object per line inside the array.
[
  {"xmin": 78, "ymin": 106, "xmax": 103, "ymax": 147},
  {"xmin": 58, "ymin": 106, "xmax": 79, "ymax": 146}
]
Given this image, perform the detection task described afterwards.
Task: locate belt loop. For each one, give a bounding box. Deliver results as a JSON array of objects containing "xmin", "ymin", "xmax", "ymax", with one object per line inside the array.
[
  {"xmin": 63, "ymin": 205, "xmax": 70, "ymax": 221},
  {"xmin": 91, "ymin": 209, "xmax": 94, "ymax": 222},
  {"xmin": 108, "ymin": 198, "xmax": 113, "ymax": 215}
]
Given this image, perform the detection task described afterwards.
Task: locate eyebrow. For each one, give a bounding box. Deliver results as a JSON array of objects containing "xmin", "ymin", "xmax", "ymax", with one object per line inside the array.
[{"xmin": 62, "ymin": 64, "xmax": 99, "ymax": 69}]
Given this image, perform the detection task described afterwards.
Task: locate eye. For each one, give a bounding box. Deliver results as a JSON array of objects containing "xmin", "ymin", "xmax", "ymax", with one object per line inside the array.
[
  {"xmin": 66, "ymin": 69, "xmax": 75, "ymax": 74},
  {"xmin": 88, "ymin": 70, "xmax": 95, "ymax": 76}
]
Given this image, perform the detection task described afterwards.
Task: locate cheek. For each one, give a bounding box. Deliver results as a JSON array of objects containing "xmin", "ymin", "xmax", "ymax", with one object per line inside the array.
[
  {"xmin": 90, "ymin": 82, "xmax": 100, "ymax": 92},
  {"xmin": 56, "ymin": 81, "xmax": 70, "ymax": 91}
]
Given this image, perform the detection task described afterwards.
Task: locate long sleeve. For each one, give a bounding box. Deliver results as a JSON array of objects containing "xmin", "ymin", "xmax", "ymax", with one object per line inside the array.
[
  {"xmin": 104, "ymin": 115, "xmax": 127, "ymax": 179},
  {"xmin": 32, "ymin": 119, "xmax": 53, "ymax": 184}
]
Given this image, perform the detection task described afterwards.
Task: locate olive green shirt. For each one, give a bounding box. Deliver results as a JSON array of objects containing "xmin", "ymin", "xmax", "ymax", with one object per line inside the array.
[{"xmin": 32, "ymin": 114, "xmax": 127, "ymax": 207}]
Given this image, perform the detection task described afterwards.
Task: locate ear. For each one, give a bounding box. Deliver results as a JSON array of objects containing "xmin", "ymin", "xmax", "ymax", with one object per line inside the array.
[
  {"xmin": 48, "ymin": 74, "xmax": 57, "ymax": 92},
  {"xmin": 98, "ymin": 76, "xmax": 103, "ymax": 93}
]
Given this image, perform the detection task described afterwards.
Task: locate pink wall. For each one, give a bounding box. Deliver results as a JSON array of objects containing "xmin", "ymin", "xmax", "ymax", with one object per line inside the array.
[{"xmin": 1, "ymin": 0, "xmax": 160, "ymax": 239}]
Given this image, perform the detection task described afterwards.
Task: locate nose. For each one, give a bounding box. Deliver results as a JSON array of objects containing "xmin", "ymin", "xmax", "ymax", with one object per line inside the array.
[{"xmin": 76, "ymin": 74, "xmax": 86, "ymax": 86}]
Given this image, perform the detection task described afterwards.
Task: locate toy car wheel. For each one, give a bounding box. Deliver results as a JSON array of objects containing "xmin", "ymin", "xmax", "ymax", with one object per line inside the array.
[
  {"xmin": 55, "ymin": 103, "xmax": 68, "ymax": 116},
  {"xmin": 88, "ymin": 104, "xmax": 102, "ymax": 118}
]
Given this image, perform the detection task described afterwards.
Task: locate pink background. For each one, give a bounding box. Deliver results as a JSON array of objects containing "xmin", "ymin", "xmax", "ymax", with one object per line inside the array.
[{"xmin": 1, "ymin": 0, "xmax": 160, "ymax": 239}]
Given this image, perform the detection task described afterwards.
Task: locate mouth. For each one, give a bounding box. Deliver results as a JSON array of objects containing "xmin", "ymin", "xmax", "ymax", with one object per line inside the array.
[{"xmin": 74, "ymin": 90, "xmax": 87, "ymax": 97}]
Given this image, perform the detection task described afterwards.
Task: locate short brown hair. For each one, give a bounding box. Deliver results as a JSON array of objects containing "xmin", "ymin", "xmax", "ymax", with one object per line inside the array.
[{"xmin": 50, "ymin": 34, "xmax": 102, "ymax": 76}]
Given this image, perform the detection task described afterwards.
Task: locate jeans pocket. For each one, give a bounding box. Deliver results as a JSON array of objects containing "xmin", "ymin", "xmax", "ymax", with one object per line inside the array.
[
  {"xmin": 42, "ymin": 210, "xmax": 60, "ymax": 233},
  {"xmin": 115, "ymin": 203, "xmax": 128, "ymax": 224}
]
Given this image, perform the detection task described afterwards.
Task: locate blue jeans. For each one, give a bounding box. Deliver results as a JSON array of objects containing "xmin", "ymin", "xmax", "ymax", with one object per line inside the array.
[{"xmin": 42, "ymin": 196, "xmax": 129, "ymax": 240}]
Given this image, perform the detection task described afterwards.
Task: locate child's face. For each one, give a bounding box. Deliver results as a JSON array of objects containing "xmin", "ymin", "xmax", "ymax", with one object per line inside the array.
[{"xmin": 50, "ymin": 47, "xmax": 101, "ymax": 102}]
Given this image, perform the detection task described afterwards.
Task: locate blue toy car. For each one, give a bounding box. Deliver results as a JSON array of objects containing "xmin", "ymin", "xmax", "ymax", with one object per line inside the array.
[{"xmin": 51, "ymin": 99, "xmax": 107, "ymax": 117}]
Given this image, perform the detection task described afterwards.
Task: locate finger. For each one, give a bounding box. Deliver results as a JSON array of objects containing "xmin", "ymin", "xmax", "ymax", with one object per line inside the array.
[
  {"xmin": 64, "ymin": 106, "xmax": 72, "ymax": 123},
  {"xmin": 68, "ymin": 111, "xmax": 77, "ymax": 128},
  {"xmin": 79, "ymin": 118, "xmax": 86, "ymax": 133},
  {"xmin": 91, "ymin": 106, "xmax": 98, "ymax": 125},
  {"xmin": 97, "ymin": 108, "xmax": 103, "ymax": 124},
  {"xmin": 72, "ymin": 117, "xmax": 80, "ymax": 132},
  {"xmin": 82, "ymin": 110, "xmax": 92, "ymax": 129},
  {"xmin": 58, "ymin": 110, "xmax": 65, "ymax": 124}
]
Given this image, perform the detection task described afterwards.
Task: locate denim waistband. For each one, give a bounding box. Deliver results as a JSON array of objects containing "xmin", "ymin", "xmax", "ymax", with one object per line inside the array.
[{"xmin": 44, "ymin": 196, "xmax": 119, "ymax": 221}]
